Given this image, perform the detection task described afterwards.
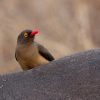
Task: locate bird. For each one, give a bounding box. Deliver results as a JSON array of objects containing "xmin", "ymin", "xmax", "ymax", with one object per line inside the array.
[{"xmin": 15, "ymin": 29, "xmax": 55, "ymax": 70}]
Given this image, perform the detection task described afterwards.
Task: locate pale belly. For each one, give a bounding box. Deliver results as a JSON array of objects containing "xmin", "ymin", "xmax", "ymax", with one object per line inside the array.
[
  {"xmin": 17, "ymin": 51, "xmax": 48, "ymax": 70},
  {"xmin": 16, "ymin": 45, "xmax": 49, "ymax": 70}
]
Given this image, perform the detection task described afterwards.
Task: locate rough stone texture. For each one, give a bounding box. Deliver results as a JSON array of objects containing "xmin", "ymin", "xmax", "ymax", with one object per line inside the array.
[{"xmin": 0, "ymin": 49, "xmax": 100, "ymax": 100}]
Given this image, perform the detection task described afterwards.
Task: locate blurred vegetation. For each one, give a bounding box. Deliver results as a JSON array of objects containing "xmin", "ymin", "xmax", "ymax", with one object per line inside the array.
[{"xmin": 0, "ymin": 0, "xmax": 100, "ymax": 74}]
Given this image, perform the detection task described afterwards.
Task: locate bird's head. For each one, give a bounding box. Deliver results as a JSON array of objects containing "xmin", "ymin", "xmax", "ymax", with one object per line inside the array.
[{"xmin": 17, "ymin": 29, "xmax": 39, "ymax": 45}]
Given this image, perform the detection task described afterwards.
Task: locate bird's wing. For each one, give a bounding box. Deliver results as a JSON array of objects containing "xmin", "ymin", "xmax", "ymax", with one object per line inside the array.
[
  {"xmin": 37, "ymin": 43, "xmax": 55, "ymax": 61},
  {"xmin": 15, "ymin": 52, "xmax": 18, "ymax": 61}
]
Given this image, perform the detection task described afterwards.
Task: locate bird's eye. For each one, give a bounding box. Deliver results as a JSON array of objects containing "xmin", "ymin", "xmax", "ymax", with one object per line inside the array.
[{"xmin": 24, "ymin": 32, "xmax": 28, "ymax": 37}]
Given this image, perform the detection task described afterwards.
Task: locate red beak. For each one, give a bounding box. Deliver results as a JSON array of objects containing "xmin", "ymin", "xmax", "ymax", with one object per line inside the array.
[{"xmin": 30, "ymin": 30, "xmax": 39, "ymax": 37}]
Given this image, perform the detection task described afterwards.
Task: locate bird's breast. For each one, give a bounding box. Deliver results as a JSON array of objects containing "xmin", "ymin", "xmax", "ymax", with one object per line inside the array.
[{"xmin": 16, "ymin": 45, "xmax": 48, "ymax": 69}]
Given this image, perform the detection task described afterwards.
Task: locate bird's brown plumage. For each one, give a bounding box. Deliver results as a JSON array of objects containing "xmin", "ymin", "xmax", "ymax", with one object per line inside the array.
[{"xmin": 15, "ymin": 29, "xmax": 54, "ymax": 70}]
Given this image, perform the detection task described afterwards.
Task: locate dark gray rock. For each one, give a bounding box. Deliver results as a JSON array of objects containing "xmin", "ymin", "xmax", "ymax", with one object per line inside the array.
[{"xmin": 0, "ymin": 49, "xmax": 100, "ymax": 100}]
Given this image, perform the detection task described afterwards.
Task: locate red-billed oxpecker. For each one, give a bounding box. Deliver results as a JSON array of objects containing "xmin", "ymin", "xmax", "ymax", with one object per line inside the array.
[{"xmin": 15, "ymin": 29, "xmax": 54, "ymax": 70}]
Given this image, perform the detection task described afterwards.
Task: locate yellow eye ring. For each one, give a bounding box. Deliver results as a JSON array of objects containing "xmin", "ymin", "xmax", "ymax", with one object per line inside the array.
[{"xmin": 24, "ymin": 32, "xmax": 28, "ymax": 37}]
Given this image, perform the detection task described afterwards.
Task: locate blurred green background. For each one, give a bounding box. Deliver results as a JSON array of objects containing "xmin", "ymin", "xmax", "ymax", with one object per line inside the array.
[{"xmin": 0, "ymin": 0, "xmax": 100, "ymax": 74}]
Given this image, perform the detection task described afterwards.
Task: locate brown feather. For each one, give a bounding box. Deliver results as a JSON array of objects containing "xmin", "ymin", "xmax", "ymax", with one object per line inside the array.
[{"xmin": 15, "ymin": 43, "xmax": 48, "ymax": 70}]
